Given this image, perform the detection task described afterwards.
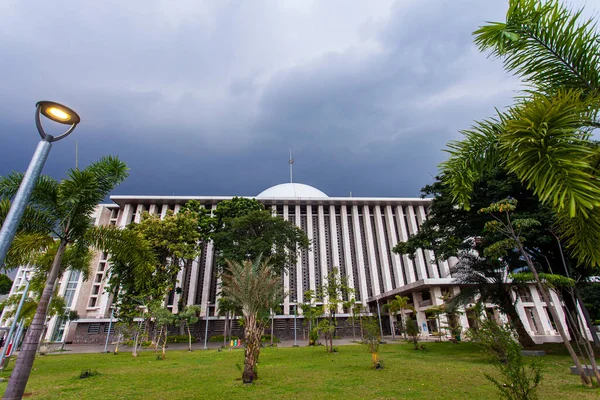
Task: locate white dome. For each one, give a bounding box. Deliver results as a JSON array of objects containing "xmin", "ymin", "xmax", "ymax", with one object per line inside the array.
[{"xmin": 256, "ymin": 183, "xmax": 328, "ymax": 199}]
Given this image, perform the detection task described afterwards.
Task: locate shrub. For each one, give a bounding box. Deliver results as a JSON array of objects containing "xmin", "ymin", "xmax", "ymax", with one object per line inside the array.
[
  {"xmin": 79, "ymin": 369, "xmax": 100, "ymax": 379},
  {"xmin": 166, "ymin": 335, "xmax": 197, "ymax": 343},
  {"xmin": 472, "ymin": 320, "xmax": 543, "ymax": 400},
  {"xmin": 405, "ymin": 319, "xmax": 421, "ymax": 350},
  {"xmin": 125, "ymin": 340, "xmax": 152, "ymax": 347},
  {"xmin": 261, "ymin": 334, "xmax": 280, "ymax": 343},
  {"xmin": 209, "ymin": 335, "xmax": 239, "ymax": 343}
]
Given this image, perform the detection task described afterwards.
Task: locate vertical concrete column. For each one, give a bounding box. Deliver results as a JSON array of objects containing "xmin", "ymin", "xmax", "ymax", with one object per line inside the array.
[
  {"xmin": 317, "ymin": 205, "xmax": 328, "ymax": 304},
  {"xmin": 394, "ymin": 206, "xmax": 416, "ymax": 284},
  {"xmin": 412, "ymin": 292, "xmax": 428, "ymax": 336},
  {"xmin": 160, "ymin": 204, "xmax": 168, "ymax": 219},
  {"xmin": 362, "ymin": 205, "xmax": 381, "ymax": 296},
  {"xmin": 373, "ymin": 206, "xmax": 393, "ymax": 292},
  {"xmin": 340, "ymin": 206, "xmax": 356, "ymax": 295},
  {"xmin": 283, "ymin": 205, "xmax": 290, "ymax": 315},
  {"xmin": 416, "ymin": 206, "xmax": 439, "ymax": 279},
  {"xmin": 295, "ymin": 205, "xmax": 303, "ymax": 309},
  {"xmin": 351, "ymin": 205, "xmax": 369, "ymax": 305},
  {"xmin": 133, "ymin": 204, "xmax": 144, "ymax": 223},
  {"xmin": 118, "ymin": 204, "xmax": 133, "ymax": 227},
  {"xmin": 187, "ymin": 256, "xmax": 200, "ymax": 306},
  {"xmin": 405, "ymin": 206, "xmax": 427, "ymax": 280},
  {"xmin": 306, "ymin": 206, "xmax": 316, "ymax": 295},
  {"xmin": 530, "ymin": 286, "xmax": 553, "ymax": 335},
  {"xmin": 329, "ymin": 205, "xmax": 343, "ymax": 313},
  {"xmin": 384, "ymin": 205, "xmax": 404, "ymax": 288}
]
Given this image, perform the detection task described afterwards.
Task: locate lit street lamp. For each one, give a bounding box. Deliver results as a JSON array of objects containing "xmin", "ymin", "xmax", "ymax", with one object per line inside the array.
[{"xmin": 0, "ymin": 101, "xmax": 80, "ymax": 268}]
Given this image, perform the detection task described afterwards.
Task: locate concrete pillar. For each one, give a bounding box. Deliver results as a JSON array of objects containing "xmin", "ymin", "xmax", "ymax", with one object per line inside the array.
[
  {"xmin": 405, "ymin": 206, "xmax": 427, "ymax": 280},
  {"xmin": 340, "ymin": 206, "xmax": 356, "ymax": 295},
  {"xmin": 384, "ymin": 205, "xmax": 404, "ymax": 288},
  {"xmin": 394, "ymin": 206, "xmax": 416, "ymax": 284},
  {"xmin": 362, "ymin": 205, "xmax": 381, "ymax": 296},
  {"xmin": 351, "ymin": 205, "xmax": 369, "ymax": 305},
  {"xmin": 373, "ymin": 206, "xmax": 393, "ymax": 292},
  {"xmin": 283, "ymin": 205, "xmax": 290, "ymax": 315},
  {"xmin": 306, "ymin": 205, "xmax": 316, "ymax": 295},
  {"xmin": 295, "ymin": 205, "xmax": 303, "ymax": 308}
]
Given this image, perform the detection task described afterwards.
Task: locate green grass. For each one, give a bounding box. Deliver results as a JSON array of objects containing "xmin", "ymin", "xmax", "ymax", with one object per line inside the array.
[{"xmin": 0, "ymin": 342, "xmax": 597, "ymax": 399}]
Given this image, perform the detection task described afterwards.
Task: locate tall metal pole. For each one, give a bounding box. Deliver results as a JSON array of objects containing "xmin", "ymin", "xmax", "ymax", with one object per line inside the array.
[
  {"xmin": 203, "ymin": 303, "xmax": 210, "ymax": 350},
  {"xmin": 0, "ymin": 140, "xmax": 52, "ymax": 268},
  {"xmin": 293, "ymin": 301, "xmax": 298, "ymax": 347},
  {"xmin": 376, "ymin": 299, "xmax": 384, "ymax": 341},
  {"xmin": 103, "ymin": 308, "xmax": 114, "ymax": 353},
  {"xmin": 0, "ymin": 278, "xmax": 30, "ymax": 369}
]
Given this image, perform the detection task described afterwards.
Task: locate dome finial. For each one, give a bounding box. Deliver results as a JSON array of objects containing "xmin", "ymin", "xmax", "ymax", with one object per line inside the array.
[{"xmin": 289, "ymin": 149, "xmax": 294, "ymax": 184}]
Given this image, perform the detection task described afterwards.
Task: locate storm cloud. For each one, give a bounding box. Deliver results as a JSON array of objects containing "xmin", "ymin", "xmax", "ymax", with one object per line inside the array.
[{"xmin": 1, "ymin": 0, "xmax": 598, "ymax": 198}]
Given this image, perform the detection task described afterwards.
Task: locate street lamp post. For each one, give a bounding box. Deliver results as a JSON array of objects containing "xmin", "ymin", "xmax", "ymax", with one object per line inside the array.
[
  {"xmin": 103, "ymin": 307, "xmax": 114, "ymax": 353},
  {"xmin": 0, "ymin": 101, "xmax": 80, "ymax": 268},
  {"xmin": 292, "ymin": 300, "xmax": 298, "ymax": 347},
  {"xmin": 203, "ymin": 302, "xmax": 211, "ymax": 350},
  {"xmin": 376, "ymin": 299, "xmax": 385, "ymax": 344}
]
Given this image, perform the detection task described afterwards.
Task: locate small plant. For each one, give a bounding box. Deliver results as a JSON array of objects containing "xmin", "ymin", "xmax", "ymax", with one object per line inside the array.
[
  {"xmin": 405, "ymin": 319, "xmax": 421, "ymax": 350},
  {"xmin": 361, "ymin": 316, "xmax": 382, "ymax": 369},
  {"xmin": 260, "ymin": 334, "xmax": 280, "ymax": 343},
  {"xmin": 167, "ymin": 335, "xmax": 197, "ymax": 344},
  {"xmin": 209, "ymin": 335, "xmax": 239, "ymax": 343},
  {"xmin": 472, "ymin": 320, "xmax": 543, "ymax": 400},
  {"xmin": 79, "ymin": 369, "xmax": 99, "ymax": 379}
]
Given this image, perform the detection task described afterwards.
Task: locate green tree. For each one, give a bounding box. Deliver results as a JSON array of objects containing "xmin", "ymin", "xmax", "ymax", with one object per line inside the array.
[
  {"xmin": 151, "ymin": 304, "xmax": 176, "ymax": 359},
  {"xmin": 178, "ymin": 305, "xmax": 201, "ymax": 352},
  {"xmin": 0, "ymin": 157, "xmax": 156, "ymax": 400},
  {"xmin": 441, "ymin": 0, "xmax": 600, "ymax": 267},
  {"xmin": 480, "ymin": 199, "xmax": 597, "ymax": 385},
  {"xmin": 382, "ymin": 295, "xmax": 414, "ymax": 340},
  {"xmin": 0, "ymin": 274, "xmax": 12, "ymax": 295},
  {"xmin": 361, "ymin": 316, "xmax": 382, "ymax": 369},
  {"xmin": 211, "ymin": 197, "xmax": 309, "ymax": 272},
  {"xmin": 317, "ymin": 267, "xmax": 352, "ymax": 353},
  {"xmin": 221, "ymin": 257, "xmax": 282, "ymax": 383},
  {"xmin": 300, "ymin": 290, "xmax": 323, "ymax": 346}
]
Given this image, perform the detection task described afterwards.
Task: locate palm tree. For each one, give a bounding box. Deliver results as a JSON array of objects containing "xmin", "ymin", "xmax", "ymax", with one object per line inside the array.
[
  {"xmin": 0, "ymin": 156, "xmax": 155, "ymax": 399},
  {"xmin": 441, "ymin": 0, "xmax": 600, "ymax": 268},
  {"xmin": 221, "ymin": 256, "xmax": 281, "ymax": 384},
  {"xmin": 383, "ymin": 295, "xmax": 414, "ymax": 339}
]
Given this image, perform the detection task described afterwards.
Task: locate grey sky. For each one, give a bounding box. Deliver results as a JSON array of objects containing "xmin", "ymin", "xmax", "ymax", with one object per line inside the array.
[{"xmin": 1, "ymin": 0, "xmax": 599, "ymax": 198}]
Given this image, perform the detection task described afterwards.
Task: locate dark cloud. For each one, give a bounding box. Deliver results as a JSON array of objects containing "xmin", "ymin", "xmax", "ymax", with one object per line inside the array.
[{"xmin": 1, "ymin": 0, "xmax": 598, "ymax": 199}]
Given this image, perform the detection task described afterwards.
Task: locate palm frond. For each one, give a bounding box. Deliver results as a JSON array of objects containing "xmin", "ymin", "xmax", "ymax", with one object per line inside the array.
[
  {"xmin": 554, "ymin": 207, "xmax": 600, "ymax": 267},
  {"xmin": 440, "ymin": 116, "xmax": 504, "ymax": 209},
  {"xmin": 500, "ymin": 90, "xmax": 600, "ymax": 217},
  {"xmin": 0, "ymin": 173, "xmax": 59, "ymax": 213},
  {"xmin": 474, "ymin": 0, "xmax": 600, "ymax": 93},
  {"xmin": 2, "ymin": 232, "xmax": 54, "ymax": 271}
]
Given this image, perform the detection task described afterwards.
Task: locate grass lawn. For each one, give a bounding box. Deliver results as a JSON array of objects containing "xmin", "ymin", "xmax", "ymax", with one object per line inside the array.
[{"xmin": 0, "ymin": 342, "xmax": 597, "ymax": 399}]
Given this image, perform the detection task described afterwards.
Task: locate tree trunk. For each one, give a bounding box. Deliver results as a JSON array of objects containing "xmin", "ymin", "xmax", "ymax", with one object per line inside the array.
[
  {"xmin": 3, "ymin": 240, "xmax": 67, "ymax": 400},
  {"xmin": 389, "ymin": 314, "xmax": 395, "ymax": 340},
  {"xmin": 574, "ymin": 288, "xmax": 600, "ymax": 348},
  {"xmin": 502, "ymin": 298, "xmax": 536, "ymax": 348},
  {"xmin": 161, "ymin": 327, "xmax": 167, "ymax": 359},
  {"xmin": 187, "ymin": 324, "xmax": 193, "ymax": 352},
  {"xmin": 242, "ymin": 314, "xmax": 260, "ymax": 383},
  {"xmin": 351, "ymin": 313, "xmax": 356, "ymax": 341},
  {"xmin": 223, "ymin": 311, "xmax": 229, "ymax": 348},
  {"xmin": 517, "ymin": 241, "xmax": 591, "ymax": 386},
  {"xmin": 270, "ymin": 311, "xmax": 274, "ymax": 346}
]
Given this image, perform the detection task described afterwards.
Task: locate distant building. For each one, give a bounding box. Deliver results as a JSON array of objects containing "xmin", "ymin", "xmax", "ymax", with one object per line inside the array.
[{"xmin": 2, "ymin": 182, "xmax": 580, "ymax": 344}]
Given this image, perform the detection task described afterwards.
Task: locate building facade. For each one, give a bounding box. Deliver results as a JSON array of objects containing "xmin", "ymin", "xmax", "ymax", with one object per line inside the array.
[{"xmin": 2, "ymin": 182, "xmax": 574, "ymax": 345}]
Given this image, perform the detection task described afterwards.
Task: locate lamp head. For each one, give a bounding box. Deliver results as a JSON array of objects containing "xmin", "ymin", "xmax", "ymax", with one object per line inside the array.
[
  {"xmin": 37, "ymin": 101, "xmax": 80, "ymax": 125},
  {"xmin": 35, "ymin": 100, "xmax": 80, "ymax": 142}
]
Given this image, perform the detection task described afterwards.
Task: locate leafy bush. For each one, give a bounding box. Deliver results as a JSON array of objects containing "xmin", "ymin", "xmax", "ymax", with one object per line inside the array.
[
  {"xmin": 209, "ymin": 335, "xmax": 239, "ymax": 343},
  {"xmin": 261, "ymin": 334, "xmax": 280, "ymax": 343},
  {"xmin": 405, "ymin": 319, "xmax": 421, "ymax": 350},
  {"xmin": 166, "ymin": 335, "xmax": 197, "ymax": 343},
  {"xmin": 125, "ymin": 340, "xmax": 152, "ymax": 347},
  {"xmin": 471, "ymin": 320, "xmax": 543, "ymax": 400},
  {"xmin": 79, "ymin": 369, "xmax": 100, "ymax": 379}
]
